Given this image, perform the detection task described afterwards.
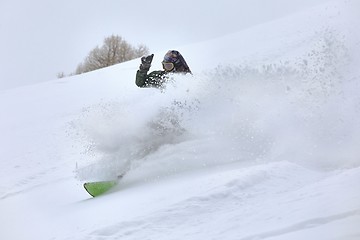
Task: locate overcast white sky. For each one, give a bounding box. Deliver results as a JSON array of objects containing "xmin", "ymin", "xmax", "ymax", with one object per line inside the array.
[{"xmin": 0, "ymin": 0, "xmax": 331, "ymax": 90}]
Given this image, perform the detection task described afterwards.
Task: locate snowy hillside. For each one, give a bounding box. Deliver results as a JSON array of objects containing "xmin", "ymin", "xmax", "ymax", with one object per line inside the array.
[{"xmin": 1, "ymin": 0, "xmax": 360, "ymax": 239}]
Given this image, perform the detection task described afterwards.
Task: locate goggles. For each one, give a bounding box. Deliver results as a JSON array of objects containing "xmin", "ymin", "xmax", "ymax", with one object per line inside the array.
[{"xmin": 162, "ymin": 62, "xmax": 175, "ymax": 71}]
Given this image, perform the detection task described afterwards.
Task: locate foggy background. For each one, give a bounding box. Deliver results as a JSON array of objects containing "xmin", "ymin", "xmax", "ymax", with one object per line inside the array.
[{"xmin": 0, "ymin": 0, "xmax": 331, "ymax": 90}]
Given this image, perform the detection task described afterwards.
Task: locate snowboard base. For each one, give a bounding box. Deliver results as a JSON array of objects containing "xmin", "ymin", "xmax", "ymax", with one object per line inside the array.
[{"xmin": 84, "ymin": 180, "xmax": 118, "ymax": 197}]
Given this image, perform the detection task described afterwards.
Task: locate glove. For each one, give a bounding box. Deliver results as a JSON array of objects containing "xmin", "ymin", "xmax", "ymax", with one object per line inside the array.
[{"xmin": 139, "ymin": 54, "xmax": 154, "ymax": 72}]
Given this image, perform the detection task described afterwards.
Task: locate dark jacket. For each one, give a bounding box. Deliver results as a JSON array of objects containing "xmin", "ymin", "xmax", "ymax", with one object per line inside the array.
[{"xmin": 135, "ymin": 70, "xmax": 167, "ymax": 88}]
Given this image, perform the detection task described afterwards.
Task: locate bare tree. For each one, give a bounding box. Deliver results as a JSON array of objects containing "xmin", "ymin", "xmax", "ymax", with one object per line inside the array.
[
  {"xmin": 57, "ymin": 72, "xmax": 66, "ymax": 78},
  {"xmin": 75, "ymin": 35, "xmax": 149, "ymax": 74}
]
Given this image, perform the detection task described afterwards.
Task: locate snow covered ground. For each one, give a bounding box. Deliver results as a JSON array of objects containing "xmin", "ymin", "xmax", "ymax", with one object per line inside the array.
[{"xmin": 1, "ymin": 0, "xmax": 360, "ymax": 239}]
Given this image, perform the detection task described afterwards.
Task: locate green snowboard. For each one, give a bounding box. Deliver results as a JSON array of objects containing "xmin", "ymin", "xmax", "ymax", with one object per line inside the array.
[{"xmin": 84, "ymin": 180, "xmax": 118, "ymax": 197}]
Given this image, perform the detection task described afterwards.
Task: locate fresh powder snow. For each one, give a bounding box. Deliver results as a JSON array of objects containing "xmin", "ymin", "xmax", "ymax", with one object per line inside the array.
[{"xmin": 1, "ymin": 0, "xmax": 360, "ymax": 239}]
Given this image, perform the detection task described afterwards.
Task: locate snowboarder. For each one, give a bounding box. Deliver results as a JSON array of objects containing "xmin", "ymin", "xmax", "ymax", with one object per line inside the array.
[{"xmin": 135, "ymin": 50, "xmax": 191, "ymax": 88}]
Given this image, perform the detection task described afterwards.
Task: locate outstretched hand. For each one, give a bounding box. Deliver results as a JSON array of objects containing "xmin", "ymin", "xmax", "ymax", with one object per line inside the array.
[
  {"xmin": 139, "ymin": 54, "xmax": 154, "ymax": 72},
  {"xmin": 141, "ymin": 54, "xmax": 154, "ymax": 64}
]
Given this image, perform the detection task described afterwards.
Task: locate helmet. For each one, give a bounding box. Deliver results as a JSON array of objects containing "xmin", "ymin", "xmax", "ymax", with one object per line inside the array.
[{"xmin": 162, "ymin": 50, "xmax": 191, "ymax": 73}]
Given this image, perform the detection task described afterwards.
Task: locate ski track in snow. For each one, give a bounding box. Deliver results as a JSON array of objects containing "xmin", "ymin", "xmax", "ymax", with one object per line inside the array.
[
  {"xmin": 239, "ymin": 210, "xmax": 360, "ymax": 240},
  {"xmin": 81, "ymin": 163, "xmax": 360, "ymax": 240}
]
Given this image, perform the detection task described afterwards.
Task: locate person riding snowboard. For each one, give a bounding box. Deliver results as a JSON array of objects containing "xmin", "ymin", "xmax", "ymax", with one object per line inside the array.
[{"xmin": 135, "ymin": 50, "xmax": 191, "ymax": 88}]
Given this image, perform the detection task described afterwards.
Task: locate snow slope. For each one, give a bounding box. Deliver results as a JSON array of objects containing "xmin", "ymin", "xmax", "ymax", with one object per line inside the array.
[{"xmin": 1, "ymin": 0, "xmax": 360, "ymax": 239}]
